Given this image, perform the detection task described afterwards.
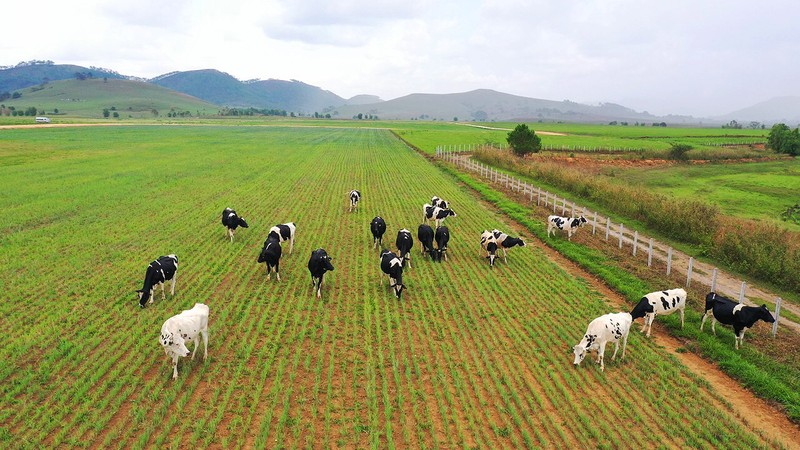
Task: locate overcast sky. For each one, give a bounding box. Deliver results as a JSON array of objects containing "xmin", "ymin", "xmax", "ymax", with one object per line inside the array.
[{"xmin": 2, "ymin": 0, "xmax": 797, "ymax": 117}]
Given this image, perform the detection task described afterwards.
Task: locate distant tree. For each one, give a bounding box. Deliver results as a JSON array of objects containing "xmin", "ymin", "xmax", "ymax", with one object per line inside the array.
[
  {"xmin": 112, "ymin": 111, "xmax": 119, "ymax": 118},
  {"xmin": 325, "ymin": 113, "xmax": 331, "ymax": 119},
  {"xmin": 357, "ymin": 113, "xmax": 363, "ymax": 120},
  {"xmin": 668, "ymin": 143, "xmax": 693, "ymax": 161},
  {"xmin": 506, "ymin": 123, "xmax": 542, "ymax": 157},
  {"xmin": 54, "ymin": 108, "xmax": 58, "ymax": 114},
  {"xmin": 151, "ymin": 109, "xmax": 159, "ymax": 117},
  {"xmin": 609, "ymin": 121, "xmax": 618, "ymax": 125},
  {"xmin": 748, "ymin": 121, "xmax": 762, "ymax": 129},
  {"xmin": 12, "ymin": 92, "xmax": 21, "ymax": 99},
  {"xmin": 722, "ymin": 119, "xmax": 742, "ymax": 129},
  {"xmin": 453, "ymin": 117, "xmax": 458, "ymax": 122},
  {"xmin": 103, "ymin": 108, "xmax": 110, "ymax": 118},
  {"xmin": 25, "ymin": 106, "xmax": 37, "ymax": 116}
]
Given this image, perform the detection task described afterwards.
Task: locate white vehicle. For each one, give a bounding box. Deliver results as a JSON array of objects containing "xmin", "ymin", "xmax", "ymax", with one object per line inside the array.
[{"xmin": 35, "ymin": 116, "xmax": 51, "ymax": 123}]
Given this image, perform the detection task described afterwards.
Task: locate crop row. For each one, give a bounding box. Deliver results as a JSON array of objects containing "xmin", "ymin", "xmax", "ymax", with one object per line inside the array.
[{"xmin": 0, "ymin": 125, "xmax": 779, "ymax": 448}]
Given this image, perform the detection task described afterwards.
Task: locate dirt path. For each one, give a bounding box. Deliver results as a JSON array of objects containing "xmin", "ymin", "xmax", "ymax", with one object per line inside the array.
[
  {"xmin": 452, "ymin": 122, "xmax": 567, "ymax": 135},
  {"xmin": 450, "ymin": 155, "xmax": 800, "ymax": 448}
]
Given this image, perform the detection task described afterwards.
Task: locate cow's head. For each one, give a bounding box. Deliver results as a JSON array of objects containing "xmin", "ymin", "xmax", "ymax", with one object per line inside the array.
[
  {"xmin": 136, "ymin": 289, "xmax": 150, "ymax": 308},
  {"xmin": 446, "ymin": 209, "xmax": 457, "ymax": 218},
  {"xmin": 323, "ymin": 255, "xmax": 334, "ymax": 272},
  {"xmin": 758, "ymin": 305, "xmax": 776, "ymax": 323},
  {"xmin": 391, "ymin": 279, "xmax": 405, "ymax": 299},
  {"xmin": 160, "ymin": 331, "xmax": 190, "ymax": 358},
  {"xmin": 572, "ymin": 344, "xmax": 588, "ymax": 366},
  {"xmin": 486, "ymin": 241, "xmax": 498, "ymax": 268},
  {"xmin": 238, "ymin": 217, "xmax": 249, "ymax": 228}
]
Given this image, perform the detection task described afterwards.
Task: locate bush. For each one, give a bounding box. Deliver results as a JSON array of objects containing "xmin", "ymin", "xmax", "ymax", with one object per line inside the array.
[{"xmin": 668, "ymin": 143, "xmax": 693, "ymax": 161}]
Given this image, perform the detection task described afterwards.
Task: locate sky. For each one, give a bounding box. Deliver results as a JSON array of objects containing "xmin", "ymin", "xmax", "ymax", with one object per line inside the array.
[{"xmin": 2, "ymin": 0, "xmax": 798, "ymax": 117}]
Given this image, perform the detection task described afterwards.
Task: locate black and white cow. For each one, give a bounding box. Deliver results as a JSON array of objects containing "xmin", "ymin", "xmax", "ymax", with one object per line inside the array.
[
  {"xmin": 481, "ymin": 230, "xmax": 499, "ymax": 268},
  {"xmin": 268, "ymin": 222, "xmax": 296, "ymax": 254},
  {"xmin": 380, "ymin": 250, "xmax": 405, "ymax": 299},
  {"xmin": 489, "ymin": 229, "xmax": 525, "ymax": 262},
  {"xmin": 423, "ymin": 203, "xmax": 457, "ymax": 227},
  {"xmin": 417, "ymin": 224, "xmax": 435, "ymax": 258},
  {"xmin": 434, "ymin": 226, "xmax": 450, "ymax": 262},
  {"xmin": 630, "ymin": 288, "xmax": 686, "ymax": 337},
  {"xmin": 573, "ymin": 312, "xmax": 632, "ymax": 371},
  {"xmin": 547, "ymin": 215, "xmax": 588, "ymax": 240},
  {"xmin": 349, "ymin": 190, "xmax": 361, "ymax": 212},
  {"xmin": 370, "ymin": 216, "xmax": 387, "ymax": 249},
  {"xmin": 700, "ymin": 292, "xmax": 775, "ymax": 349},
  {"xmin": 160, "ymin": 303, "xmax": 209, "ymax": 379},
  {"xmin": 257, "ymin": 236, "xmax": 282, "ymax": 281},
  {"xmin": 136, "ymin": 254, "xmax": 179, "ymax": 308},
  {"xmin": 396, "ymin": 229, "xmax": 414, "ymax": 268},
  {"xmin": 431, "ymin": 196, "xmax": 449, "ymax": 209},
  {"xmin": 308, "ymin": 248, "xmax": 335, "ymax": 298},
  {"xmin": 221, "ymin": 207, "xmax": 249, "ymax": 242}
]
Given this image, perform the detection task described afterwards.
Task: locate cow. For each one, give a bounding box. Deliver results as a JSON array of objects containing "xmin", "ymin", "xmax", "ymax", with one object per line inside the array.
[
  {"xmin": 432, "ymin": 226, "xmax": 450, "ymax": 262},
  {"xmin": 630, "ymin": 288, "xmax": 686, "ymax": 337},
  {"xmin": 268, "ymin": 222, "xmax": 296, "ymax": 255},
  {"xmin": 257, "ymin": 236, "xmax": 282, "ymax": 281},
  {"xmin": 349, "ymin": 190, "xmax": 361, "ymax": 212},
  {"xmin": 431, "ymin": 196, "xmax": 449, "ymax": 209},
  {"xmin": 489, "ymin": 229, "xmax": 525, "ymax": 262},
  {"xmin": 547, "ymin": 215, "xmax": 588, "ymax": 240},
  {"xmin": 370, "ymin": 216, "xmax": 387, "ymax": 249},
  {"xmin": 160, "ymin": 303, "xmax": 209, "ymax": 379},
  {"xmin": 423, "ymin": 203, "xmax": 457, "ymax": 227},
  {"xmin": 700, "ymin": 292, "xmax": 775, "ymax": 349},
  {"xmin": 417, "ymin": 224, "xmax": 435, "ymax": 258},
  {"xmin": 308, "ymin": 248, "xmax": 335, "ymax": 298},
  {"xmin": 572, "ymin": 312, "xmax": 632, "ymax": 371},
  {"xmin": 136, "ymin": 254, "xmax": 179, "ymax": 308},
  {"xmin": 221, "ymin": 207, "xmax": 248, "ymax": 242},
  {"xmin": 481, "ymin": 230, "xmax": 499, "ymax": 268},
  {"xmin": 380, "ymin": 250, "xmax": 405, "ymax": 299},
  {"xmin": 396, "ymin": 229, "xmax": 414, "ymax": 268}
]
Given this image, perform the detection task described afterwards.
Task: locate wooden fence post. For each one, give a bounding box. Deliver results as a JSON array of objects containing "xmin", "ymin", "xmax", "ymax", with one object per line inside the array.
[
  {"xmin": 738, "ymin": 282, "xmax": 746, "ymax": 303},
  {"xmin": 605, "ymin": 218, "xmax": 611, "ymax": 241},
  {"xmin": 773, "ymin": 298, "xmax": 782, "ymax": 337},
  {"xmin": 647, "ymin": 238, "xmax": 653, "ymax": 266},
  {"xmin": 667, "ymin": 247, "xmax": 672, "ymax": 276},
  {"xmin": 618, "ymin": 223, "xmax": 624, "ymax": 249},
  {"xmin": 711, "ymin": 268, "xmax": 717, "ymax": 292},
  {"xmin": 686, "ymin": 257, "xmax": 694, "ymax": 287},
  {"xmin": 633, "ymin": 231, "xmax": 638, "ymax": 256}
]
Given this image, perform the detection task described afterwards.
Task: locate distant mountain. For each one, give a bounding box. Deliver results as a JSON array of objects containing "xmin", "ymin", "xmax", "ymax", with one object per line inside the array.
[
  {"xmin": 0, "ymin": 61, "xmax": 125, "ymax": 93},
  {"xmin": 151, "ymin": 69, "xmax": 347, "ymax": 113},
  {"xmin": 346, "ymin": 95, "xmax": 383, "ymax": 105},
  {"xmin": 329, "ymin": 88, "xmax": 697, "ymax": 123},
  {"xmin": 719, "ymin": 96, "xmax": 800, "ymax": 125}
]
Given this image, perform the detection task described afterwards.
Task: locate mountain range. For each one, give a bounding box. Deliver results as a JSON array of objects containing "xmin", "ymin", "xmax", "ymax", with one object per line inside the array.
[{"xmin": 1, "ymin": 62, "xmax": 797, "ymax": 124}]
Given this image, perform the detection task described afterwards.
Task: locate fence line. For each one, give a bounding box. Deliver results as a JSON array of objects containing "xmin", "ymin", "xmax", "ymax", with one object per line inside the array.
[{"xmin": 434, "ymin": 145, "xmax": 783, "ymax": 334}]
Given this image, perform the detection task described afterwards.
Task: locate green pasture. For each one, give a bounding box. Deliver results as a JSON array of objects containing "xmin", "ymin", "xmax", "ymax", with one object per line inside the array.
[
  {"xmin": 610, "ymin": 159, "xmax": 800, "ymax": 230},
  {"xmin": 0, "ymin": 125, "xmax": 781, "ymax": 448}
]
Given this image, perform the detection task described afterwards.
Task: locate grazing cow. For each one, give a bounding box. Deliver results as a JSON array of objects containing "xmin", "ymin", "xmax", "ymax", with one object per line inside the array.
[
  {"xmin": 136, "ymin": 254, "xmax": 179, "ymax": 308},
  {"xmin": 431, "ymin": 196, "xmax": 449, "ymax": 209},
  {"xmin": 308, "ymin": 248, "xmax": 335, "ymax": 298},
  {"xmin": 489, "ymin": 229, "xmax": 526, "ymax": 262},
  {"xmin": 547, "ymin": 215, "xmax": 588, "ymax": 240},
  {"xmin": 434, "ymin": 226, "xmax": 450, "ymax": 262},
  {"xmin": 422, "ymin": 204, "xmax": 457, "ymax": 227},
  {"xmin": 370, "ymin": 216, "xmax": 387, "ymax": 249},
  {"xmin": 630, "ymin": 288, "xmax": 687, "ymax": 337},
  {"xmin": 349, "ymin": 190, "xmax": 361, "ymax": 212},
  {"xmin": 573, "ymin": 312, "xmax": 632, "ymax": 371},
  {"xmin": 396, "ymin": 229, "xmax": 414, "ymax": 268},
  {"xmin": 380, "ymin": 250, "xmax": 405, "ymax": 299},
  {"xmin": 417, "ymin": 224, "xmax": 435, "ymax": 258},
  {"xmin": 700, "ymin": 292, "xmax": 775, "ymax": 349},
  {"xmin": 257, "ymin": 236, "xmax": 282, "ymax": 281},
  {"xmin": 221, "ymin": 207, "xmax": 249, "ymax": 242},
  {"xmin": 160, "ymin": 303, "xmax": 209, "ymax": 379},
  {"xmin": 268, "ymin": 222, "xmax": 296, "ymax": 255},
  {"xmin": 481, "ymin": 230, "xmax": 499, "ymax": 268}
]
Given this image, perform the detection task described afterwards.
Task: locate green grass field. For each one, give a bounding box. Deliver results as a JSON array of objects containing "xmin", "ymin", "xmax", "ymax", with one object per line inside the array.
[{"xmin": 0, "ymin": 125, "xmax": 786, "ymax": 448}]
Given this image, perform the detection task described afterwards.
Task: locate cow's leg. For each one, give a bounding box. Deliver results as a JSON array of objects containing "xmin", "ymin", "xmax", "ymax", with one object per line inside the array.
[
  {"xmin": 171, "ymin": 274, "xmax": 177, "ymax": 296},
  {"xmin": 275, "ymin": 260, "xmax": 281, "ymax": 281},
  {"xmin": 679, "ymin": 307, "xmax": 685, "ymax": 329},
  {"xmin": 289, "ymin": 238, "xmax": 294, "ymax": 255},
  {"xmin": 149, "ymin": 287, "xmax": 155, "ymax": 304},
  {"xmin": 700, "ymin": 311, "xmax": 709, "ymax": 331},
  {"xmin": 197, "ymin": 329, "xmax": 208, "ymax": 360},
  {"xmin": 621, "ymin": 333, "xmax": 628, "ymax": 360},
  {"xmin": 191, "ymin": 338, "xmax": 199, "ymax": 360},
  {"xmin": 317, "ymin": 277, "xmax": 323, "ymax": 298},
  {"xmin": 646, "ymin": 314, "xmax": 655, "ymax": 337},
  {"xmin": 229, "ymin": 228, "xmax": 234, "ymax": 242},
  {"xmin": 711, "ymin": 317, "xmax": 717, "ymax": 335},
  {"xmin": 640, "ymin": 314, "xmax": 648, "ymax": 333},
  {"xmin": 598, "ymin": 343, "xmax": 606, "ymax": 371},
  {"xmin": 444, "ymin": 252, "xmax": 448, "ymax": 262},
  {"xmin": 266, "ymin": 264, "xmax": 271, "ymax": 281},
  {"xmin": 172, "ymin": 355, "xmax": 179, "ymax": 379}
]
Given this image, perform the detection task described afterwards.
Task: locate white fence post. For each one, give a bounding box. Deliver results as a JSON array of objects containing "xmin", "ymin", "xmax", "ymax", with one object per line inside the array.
[
  {"xmin": 537, "ymin": 187, "xmax": 541, "ymax": 206},
  {"xmin": 592, "ymin": 212, "xmax": 597, "ymax": 235},
  {"xmin": 711, "ymin": 268, "xmax": 718, "ymax": 292},
  {"xmin": 618, "ymin": 223, "xmax": 624, "ymax": 249},
  {"xmin": 553, "ymin": 197, "xmax": 557, "ymax": 213},
  {"xmin": 632, "ymin": 231, "xmax": 638, "ymax": 256},
  {"xmin": 605, "ymin": 218, "xmax": 611, "ymax": 241},
  {"xmin": 738, "ymin": 282, "xmax": 747, "ymax": 303},
  {"xmin": 686, "ymin": 257, "xmax": 694, "ymax": 287},
  {"xmin": 647, "ymin": 238, "xmax": 653, "ymax": 267},
  {"xmin": 773, "ymin": 298, "xmax": 782, "ymax": 337},
  {"xmin": 667, "ymin": 247, "xmax": 673, "ymax": 276}
]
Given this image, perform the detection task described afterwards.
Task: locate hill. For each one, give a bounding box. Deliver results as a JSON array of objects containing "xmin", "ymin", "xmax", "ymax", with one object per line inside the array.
[
  {"xmin": 329, "ymin": 89, "xmax": 700, "ymax": 123},
  {"xmin": 719, "ymin": 96, "xmax": 800, "ymax": 124},
  {"xmin": 2, "ymin": 78, "xmax": 219, "ymax": 118},
  {"xmin": 0, "ymin": 61, "xmax": 125, "ymax": 94}
]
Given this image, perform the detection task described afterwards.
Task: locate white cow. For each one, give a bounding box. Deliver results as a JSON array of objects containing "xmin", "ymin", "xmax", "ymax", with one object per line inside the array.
[
  {"xmin": 547, "ymin": 215, "xmax": 587, "ymax": 240},
  {"xmin": 349, "ymin": 190, "xmax": 361, "ymax": 212},
  {"xmin": 160, "ymin": 303, "xmax": 209, "ymax": 379},
  {"xmin": 630, "ymin": 288, "xmax": 687, "ymax": 337},
  {"xmin": 572, "ymin": 312, "xmax": 632, "ymax": 371}
]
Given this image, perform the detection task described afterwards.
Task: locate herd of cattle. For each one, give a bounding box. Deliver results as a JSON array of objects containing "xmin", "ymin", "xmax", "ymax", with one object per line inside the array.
[{"xmin": 141, "ymin": 193, "xmax": 776, "ymax": 378}]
